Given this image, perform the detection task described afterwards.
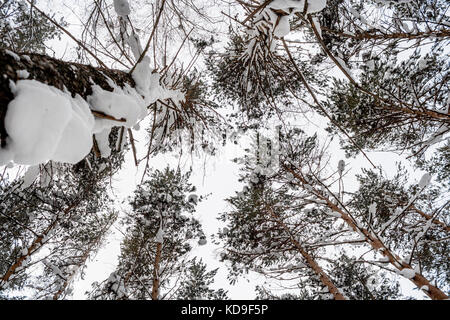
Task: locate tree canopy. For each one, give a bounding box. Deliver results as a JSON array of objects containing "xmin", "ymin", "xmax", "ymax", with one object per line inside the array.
[{"xmin": 0, "ymin": 0, "xmax": 448, "ymax": 300}]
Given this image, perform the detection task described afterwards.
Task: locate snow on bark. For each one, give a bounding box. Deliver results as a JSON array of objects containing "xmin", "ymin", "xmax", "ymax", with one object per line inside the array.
[
  {"xmin": 0, "ymin": 49, "xmax": 134, "ymax": 158},
  {"xmin": 400, "ymin": 268, "xmax": 416, "ymax": 279},
  {"xmin": 132, "ymin": 57, "xmax": 185, "ymax": 105},
  {"xmin": 0, "ymin": 48, "xmax": 184, "ymax": 166},
  {"xmin": 132, "ymin": 56, "xmax": 153, "ymax": 94},
  {"xmin": 88, "ymin": 84, "xmax": 147, "ymax": 133},
  {"xmin": 113, "ymin": 0, "xmax": 131, "ymax": 17},
  {"xmin": 242, "ymin": 0, "xmax": 327, "ymax": 71},
  {"xmin": 126, "ymin": 31, "xmax": 144, "ymax": 61},
  {"xmin": 418, "ymin": 173, "xmax": 431, "ymax": 188},
  {"xmin": 268, "ymin": 0, "xmax": 326, "ymax": 14},
  {"xmin": 155, "ymin": 227, "xmax": 164, "ymax": 244},
  {"xmin": 2, "ymin": 80, "xmax": 95, "ymax": 165},
  {"xmin": 311, "ymin": 16, "xmax": 322, "ymax": 38}
]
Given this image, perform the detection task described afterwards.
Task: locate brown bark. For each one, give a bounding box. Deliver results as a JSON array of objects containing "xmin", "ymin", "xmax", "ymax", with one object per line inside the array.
[
  {"xmin": 286, "ymin": 166, "xmax": 449, "ymax": 300},
  {"xmin": 0, "ymin": 48, "xmax": 135, "ymax": 148},
  {"xmin": 151, "ymin": 242, "xmax": 163, "ymax": 300},
  {"xmin": 0, "ymin": 203, "xmax": 76, "ymax": 287},
  {"xmin": 321, "ymin": 27, "xmax": 450, "ymax": 41},
  {"xmin": 0, "ymin": 233, "xmax": 46, "ymax": 286},
  {"xmin": 411, "ymin": 206, "xmax": 450, "ymax": 233},
  {"xmin": 266, "ymin": 206, "xmax": 347, "ymax": 300}
]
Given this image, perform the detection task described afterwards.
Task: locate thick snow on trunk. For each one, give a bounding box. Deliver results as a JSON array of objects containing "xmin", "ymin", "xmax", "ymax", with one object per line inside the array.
[
  {"xmin": 0, "ymin": 49, "xmax": 187, "ymax": 166},
  {"xmin": 132, "ymin": 57, "xmax": 185, "ymax": 105},
  {"xmin": 113, "ymin": 0, "xmax": 131, "ymax": 17},
  {"xmin": 268, "ymin": 0, "xmax": 327, "ymax": 13},
  {"xmin": 1, "ymin": 80, "xmax": 95, "ymax": 165},
  {"xmin": 1, "ymin": 78, "xmax": 151, "ymax": 165},
  {"xmin": 88, "ymin": 84, "xmax": 147, "ymax": 133}
]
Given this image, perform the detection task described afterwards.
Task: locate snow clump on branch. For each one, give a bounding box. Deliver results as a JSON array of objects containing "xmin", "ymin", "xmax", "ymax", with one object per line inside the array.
[
  {"xmin": 0, "ymin": 80, "xmax": 95, "ymax": 165},
  {"xmin": 113, "ymin": 0, "xmax": 131, "ymax": 17}
]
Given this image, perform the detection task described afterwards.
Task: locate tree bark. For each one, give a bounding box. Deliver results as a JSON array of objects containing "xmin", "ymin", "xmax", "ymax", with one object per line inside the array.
[
  {"xmin": 151, "ymin": 242, "xmax": 163, "ymax": 300},
  {"xmin": 411, "ymin": 206, "xmax": 450, "ymax": 233},
  {"xmin": 286, "ymin": 166, "xmax": 449, "ymax": 300},
  {"xmin": 0, "ymin": 203, "xmax": 77, "ymax": 288},
  {"xmin": 266, "ymin": 206, "xmax": 347, "ymax": 300},
  {"xmin": 52, "ymin": 220, "xmax": 113, "ymax": 300},
  {"xmin": 0, "ymin": 48, "xmax": 135, "ymax": 148},
  {"xmin": 321, "ymin": 27, "xmax": 450, "ymax": 41}
]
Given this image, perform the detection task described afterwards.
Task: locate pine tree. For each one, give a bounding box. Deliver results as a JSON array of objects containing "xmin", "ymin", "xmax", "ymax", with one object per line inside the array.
[
  {"xmin": 217, "ymin": 129, "xmax": 347, "ymax": 300},
  {"xmin": 309, "ymin": 0, "xmax": 449, "ymax": 162},
  {"xmin": 279, "ymin": 156, "xmax": 448, "ymax": 299},
  {"xmin": 349, "ymin": 166, "xmax": 449, "ymax": 294},
  {"xmin": 0, "ymin": 0, "xmax": 65, "ymax": 53},
  {"xmin": 88, "ymin": 167, "xmax": 215, "ymax": 300},
  {"xmin": 0, "ymin": 158, "xmax": 120, "ymax": 299},
  {"xmin": 0, "ymin": 0, "xmax": 448, "ymax": 301},
  {"xmin": 174, "ymin": 258, "xmax": 228, "ymax": 300}
]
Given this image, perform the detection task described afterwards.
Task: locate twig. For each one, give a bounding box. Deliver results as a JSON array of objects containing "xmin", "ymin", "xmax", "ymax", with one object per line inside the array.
[
  {"xmin": 25, "ymin": 0, "xmax": 107, "ymax": 68},
  {"xmin": 91, "ymin": 110, "xmax": 126, "ymax": 123},
  {"xmin": 129, "ymin": 0, "xmax": 167, "ymax": 74},
  {"xmin": 281, "ymin": 39, "xmax": 376, "ymax": 168},
  {"xmin": 127, "ymin": 129, "xmax": 138, "ymax": 167}
]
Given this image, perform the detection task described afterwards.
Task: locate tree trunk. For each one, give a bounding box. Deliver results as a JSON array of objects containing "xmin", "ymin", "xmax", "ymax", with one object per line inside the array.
[
  {"xmin": 52, "ymin": 220, "xmax": 113, "ymax": 300},
  {"xmin": 0, "ymin": 48, "xmax": 135, "ymax": 148},
  {"xmin": 286, "ymin": 166, "xmax": 449, "ymax": 300},
  {"xmin": 266, "ymin": 206, "xmax": 347, "ymax": 300},
  {"xmin": 411, "ymin": 206, "xmax": 450, "ymax": 233},
  {"xmin": 0, "ymin": 203, "xmax": 77, "ymax": 288},
  {"xmin": 151, "ymin": 242, "xmax": 163, "ymax": 300}
]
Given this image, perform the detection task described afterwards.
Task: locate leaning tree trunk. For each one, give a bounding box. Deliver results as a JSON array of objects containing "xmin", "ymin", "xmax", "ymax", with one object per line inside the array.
[
  {"xmin": 151, "ymin": 242, "xmax": 163, "ymax": 300},
  {"xmin": 0, "ymin": 48, "xmax": 135, "ymax": 148},
  {"xmin": 286, "ymin": 166, "xmax": 449, "ymax": 300},
  {"xmin": 52, "ymin": 219, "xmax": 114, "ymax": 300},
  {"xmin": 266, "ymin": 206, "xmax": 347, "ymax": 300},
  {"xmin": 0, "ymin": 202, "xmax": 77, "ymax": 288}
]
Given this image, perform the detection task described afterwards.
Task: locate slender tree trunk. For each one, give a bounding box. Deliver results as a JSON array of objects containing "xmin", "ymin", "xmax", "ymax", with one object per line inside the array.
[
  {"xmin": 0, "ymin": 48, "xmax": 135, "ymax": 148},
  {"xmin": 266, "ymin": 206, "xmax": 347, "ymax": 300},
  {"xmin": 0, "ymin": 203, "xmax": 76, "ymax": 288},
  {"xmin": 321, "ymin": 26, "xmax": 450, "ymax": 41},
  {"xmin": 0, "ymin": 233, "xmax": 47, "ymax": 286},
  {"xmin": 411, "ymin": 206, "xmax": 450, "ymax": 233},
  {"xmin": 151, "ymin": 242, "xmax": 163, "ymax": 300},
  {"xmin": 52, "ymin": 220, "xmax": 114, "ymax": 300},
  {"xmin": 286, "ymin": 167, "xmax": 449, "ymax": 300}
]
